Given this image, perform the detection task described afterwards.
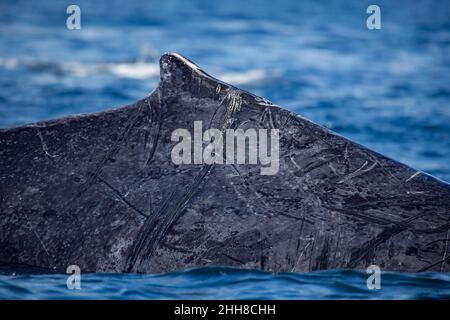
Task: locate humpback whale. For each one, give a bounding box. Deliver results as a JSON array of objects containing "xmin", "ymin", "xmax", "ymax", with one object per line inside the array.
[{"xmin": 1, "ymin": 53, "xmax": 449, "ymax": 273}]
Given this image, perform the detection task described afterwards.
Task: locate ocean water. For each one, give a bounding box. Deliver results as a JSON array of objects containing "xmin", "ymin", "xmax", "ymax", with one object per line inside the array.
[
  {"xmin": 0, "ymin": 0, "xmax": 450, "ymax": 299},
  {"xmin": 1, "ymin": 267, "xmax": 450, "ymax": 300}
]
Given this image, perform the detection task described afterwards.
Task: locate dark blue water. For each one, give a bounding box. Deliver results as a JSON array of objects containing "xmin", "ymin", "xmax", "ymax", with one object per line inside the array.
[
  {"xmin": 0, "ymin": 267, "xmax": 449, "ymax": 300},
  {"xmin": 1, "ymin": 0, "xmax": 450, "ymax": 299}
]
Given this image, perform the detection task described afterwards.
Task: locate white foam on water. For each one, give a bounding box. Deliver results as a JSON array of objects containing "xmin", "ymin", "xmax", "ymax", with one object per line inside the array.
[{"xmin": 218, "ymin": 69, "xmax": 267, "ymax": 85}]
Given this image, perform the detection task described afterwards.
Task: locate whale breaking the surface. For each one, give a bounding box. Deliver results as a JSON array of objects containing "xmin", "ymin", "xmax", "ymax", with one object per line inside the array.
[{"xmin": 1, "ymin": 53, "xmax": 449, "ymax": 273}]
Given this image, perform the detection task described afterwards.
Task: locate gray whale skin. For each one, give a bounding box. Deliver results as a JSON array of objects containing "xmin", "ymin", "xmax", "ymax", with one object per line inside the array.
[{"xmin": 1, "ymin": 53, "xmax": 449, "ymax": 274}]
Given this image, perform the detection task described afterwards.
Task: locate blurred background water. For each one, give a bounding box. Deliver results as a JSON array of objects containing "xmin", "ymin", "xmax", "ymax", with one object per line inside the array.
[{"xmin": 0, "ymin": 0, "xmax": 449, "ymax": 299}]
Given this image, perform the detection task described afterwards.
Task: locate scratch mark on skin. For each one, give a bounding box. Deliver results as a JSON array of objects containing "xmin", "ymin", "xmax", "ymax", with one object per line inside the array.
[
  {"xmin": 303, "ymin": 123, "xmax": 337, "ymax": 150},
  {"xmin": 126, "ymin": 164, "xmax": 215, "ymax": 272},
  {"xmin": 226, "ymin": 172, "xmax": 240, "ymax": 178},
  {"xmin": 348, "ymin": 200, "xmax": 441, "ymax": 212},
  {"xmin": 291, "ymin": 239, "xmax": 313, "ymax": 272},
  {"xmin": 117, "ymin": 97, "xmax": 163, "ymax": 191},
  {"xmin": 147, "ymin": 195, "xmax": 153, "ymax": 216},
  {"xmin": 82, "ymin": 101, "xmax": 145, "ymax": 188},
  {"xmin": 271, "ymin": 218, "xmax": 312, "ymax": 241},
  {"xmin": 406, "ymin": 171, "xmax": 421, "ymax": 182},
  {"xmin": 290, "ymin": 156, "xmax": 301, "ymax": 170},
  {"xmin": 258, "ymin": 107, "xmax": 269, "ymax": 129},
  {"xmin": 96, "ymin": 175, "xmax": 149, "ymax": 219},
  {"xmin": 36, "ymin": 129, "xmax": 58, "ymax": 158},
  {"xmin": 236, "ymin": 120, "xmax": 251, "ymax": 129},
  {"xmin": 127, "ymin": 91, "xmax": 245, "ymax": 272},
  {"xmin": 308, "ymin": 232, "xmax": 317, "ymax": 272},
  {"xmin": 220, "ymin": 90, "xmax": 242, "ymax": 130},
  {"xmin": 222, "ymin": 253, "xmax": 245, "ymax": 264},
  {"xmin": 222, "ymin": 164, "xmax": 260, "ymax": 216},
  {"xmin": 322, "ymin": 205, "xmax": 397, "ymax": 226},
  {"xmin": 267, "ymin": 107, "xmax": 276, "ymax": 130},
  {"xmin": 300, "ymin": 155, "xmax": 340, "ymax": 177},
  {"xmin": 228, "ymin": 173, "xmax": 256, "ymax": 214},
  {"xmin": 348, "ymin": 211, "xmax": 440, "ymax": 268},
  {"xmin": 418, "ymin": 255, "xmax": 450, "ymax": 272},
  {"xmin": 348, "ymin": 225, "xmax": 406, "ymax": 268},
  {"xmin": 332, "ymin": 216, "xmax": 342, "ymax": 267},
  {"xmin": 20, "ymin": 211, "xmax": 52, "ymax": 268},
  {"xmin": 441, "ymin": 223, "xmax": 450, "ymax": 272},
  {"xmin": 208, "ymin": 89, "xmax": 242, "ymax": 131},
  {"xmin": 230, "ymin": 164, "xmax": 271, "ymax": 215},
  {"xmin": 279, "ymin": 212, "xmax": 314, "ymax": 225},
  {"xmin": 406, "ymin": 191, "xmax": 425, "ymax": 195},
  {"xmin": 328, "ymin": 162, "xmax": 339, "ymax": 175},
  {"xmin": 291, "ymin": 218, "xmax": 305, "ymax": 271},
  {"xmin": 424, "ymin": 238, "xmax": 450, "ymax": 247},
  {"xmin": 160, "ymin": 241, "xmax": 195, "ymax": 254},
  {"xmin": 208, "ymin": 88, "xmax": 239, "ymax": 130},
  {"xmin": 281, "ymin": 113, "xmax": 293, "ymax": 127},
  {"xmin": 258, "ymin": 231, "xmax": 265, "ymax": 270},
  {"xmin": 59, "ymin": 100, "xmax": 146, "ymax": 215},
  {"xmin": 344, "ymin": 145, "xmax": 349, "ymax": 161},
  {"xmin": 143, "ymin": 100, "xmax": 162, "ymax": 168},
  {"xmin": 365, "ymin": 152, "xmax": 402, "ymax": 184},
  {"xmin": 413, "ymin": 222, "xmax": 450, "ymax": 234},
  {"xmin": 337, "ymin": 161, "xmax": 377, "ymax": 184}
]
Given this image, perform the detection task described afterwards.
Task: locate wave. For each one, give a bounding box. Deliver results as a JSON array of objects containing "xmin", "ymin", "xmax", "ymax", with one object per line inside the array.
[
  {"xmin": 0, "ymin": 266, "xmax": 449, "ymax": 300},
  {"xmin": 0, "ymin": 57, "xmax": 160, "ymax": 80}
]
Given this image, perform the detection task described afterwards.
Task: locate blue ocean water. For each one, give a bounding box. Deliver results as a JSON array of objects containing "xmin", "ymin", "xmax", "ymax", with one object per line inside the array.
[
  {"xmin": 1, "ymin": 267, "xmax": 450, "ymax": 300},
  {"xmin": 0, "ymin": 0, "xmax": 450, "ymax": 299}
]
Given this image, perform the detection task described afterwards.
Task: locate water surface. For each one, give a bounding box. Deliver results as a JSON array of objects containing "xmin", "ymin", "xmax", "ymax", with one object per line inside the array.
[{"xmin": 1, "ymin": 267, "xmax": 450, "ymax": 300}]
